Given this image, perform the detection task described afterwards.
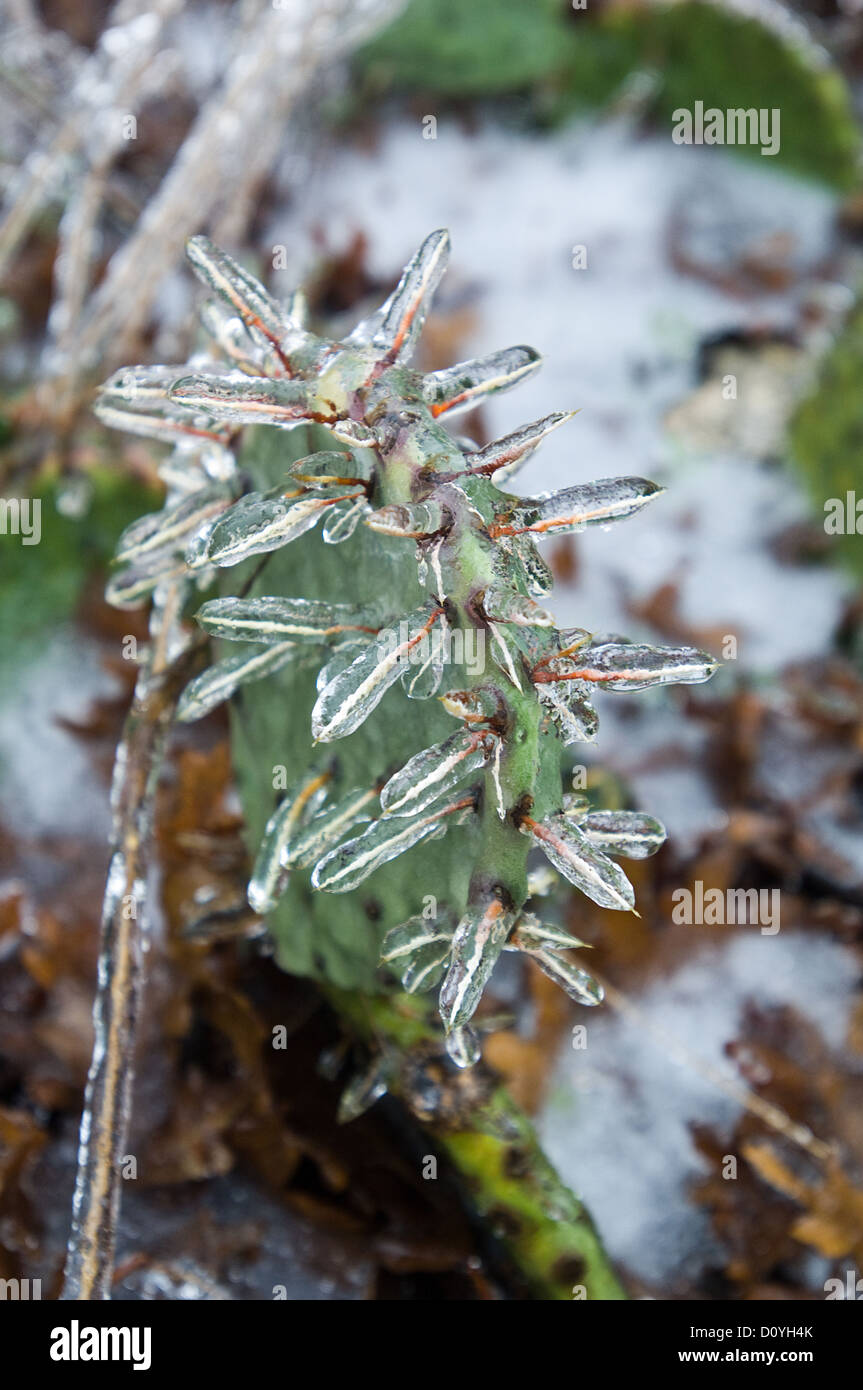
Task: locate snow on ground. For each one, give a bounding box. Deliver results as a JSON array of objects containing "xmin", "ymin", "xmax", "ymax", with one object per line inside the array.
[
  {"xmin": 538, "ymin": 930, "xmax": 859, "ymax": 1289},
  {"xmin": 273, "ymin": 115, "xmax": 849, "ymax": 674}
]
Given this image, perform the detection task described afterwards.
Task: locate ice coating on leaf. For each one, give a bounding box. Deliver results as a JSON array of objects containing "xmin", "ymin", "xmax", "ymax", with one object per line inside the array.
[
  {"xmin": 508, "ymin": 913, "xmax": 588, "ymax": 953},
  {"xmin": 195, "ymin": 488, "xmax": 357, "ymax": 568},
  {"xmin": 115, "ymin": 486, "xmax": 232, "ymax": 564},
  {"xmin": 248, "ymin": 769, "xmax": 331, "ymax": 915},
  {"xmin": 282, "ymin": 786, "xmax": 378, "ymax": 871},
  {"xmin": 176, "ymin": 642, "xmax": 299, "ymax": 723},
  {"xmin": 196, "ymin": 595, "xmax": 377, "ymax": 644},
  {"xmin": 581, "ymin": 810, "xmax": 667, "ymax": 859},
  {"xmin": 463, "ymin": 412, "xmax": 575, "ymax": 482},
  {"xmin": 105, "ymin": 555, "xmax": 186, "ymax": 609},
  {"xmin": 526, "ymin": 948, "xmax": 604, "ymax": 1007},
  {"xmin": 505, "ymin": 535, "xmax": 554, "ymax": 597},
  {"xmin": 536, "ymin": 641, "xmax": 718, "ymax": 691},
  {"xmin": 322, "ymin": 497, "xmax": 370, "ymax": 544},
  {"xmin": 380, "ymin": 914, "xmax": 455, "ymax": 963},
  {"xmin": 438, "ymin": 896, "xmax": 517, "ymax": 1031},
  {"xmin": 365, "ymin": 499, "xmax": 446, "ymax": 538},
  {"xmin": 186, "ymin": 235, "xmax": 289, "ymax": 352},
  {"xmin": 537, "ymin": 683, "xmax": 599, "ymax": 744},
  {"xmin": 439, "ymin": 687, "xmax": 501, "ymax": 724},
  {"xmin": 482, "ymin": 585, "xmax": 554, "ymax": 627},
  {"xmin": 347, "ymin": 228, "xmax": 450, "ymax": 362},
  {"xmin": 487, "ymin": 621, "xmax": 524, "ymax": 690},
  {"xmin": 522, "ymin": 813, "xmax": 636, "ymax": 913},
  {"xmin": 445, "ymin": 1025, "xmax": 481, "ymax": 1069},
  {"xmin": 400, "ymin": 621, "xmax": 445, "ymax": 699},
  {"xmin": 199, "ymin": 300, "xmax": 267, "ymax": 374},
  {"xmin": 491, "ymin": 477, "xmax": 664, "ymax": 538},
  {"xmin": 169, "ymin": 372, "xmax": 318, "ymax": 427},
  {"xmin": 100, "ymin": 363, "xmax": 196, "ymax": 403},
  {"xmin": 311, "ymin": 801, "xmax": 459, "ymax": 893},
  {"xmin": 380, "ymin": 729, "xmax": 493, "ymax": 816},
  {"xmin": 286, "ymin": 449, "xmax": 359, "ymax": 481},
  {"xmin": 422, "ymin": 345, "xmax": 542, "ymax": 419},
  {"xmin": 337, "ymin": 1057, "xmax": 389, "ymax": 1123},
  {"xmin": 94, "ymin": 397, "xmax": 227, "ymax": 447},
  {"xmin": 311, "ymin": 604, "xmax": 443, "ymax": 742}
]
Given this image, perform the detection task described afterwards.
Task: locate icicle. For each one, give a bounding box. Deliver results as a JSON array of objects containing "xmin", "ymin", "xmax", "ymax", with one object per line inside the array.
[
  {"xmin": 533, "ymin": 641, "xmax": 718, "ymax": 691},
  {"xmin": 422, "ymin": 345, "xmax": 542, "ymax": 419},
  {"xmin": 322, "ymin": 496, "xmax": 370, "ymax": 544},
  {"xmin": 347, "ymin": 228, "xmax": 450, "ymax": 363},
  {"xmin": 482, "ymin": 585, "xmax": 555, "ymax": 627},
  {"xmin": 438, "ymin": 895, "xmax": 517, "ymax": 1031},
  {"xmin": 337, "ymin": 1056, "xmax": 389, "ymax": 1123},
  {"xmin": 365, "ymin": 499, "xmax": 447, "ymax": 538},
  {"xmin": 490, "ymin": 477, "xmax": 664, "ymax": 538},
  {"xmin": 311, "ymin": 604, "xmax": 444, "ymax": 742},
  {"xmin": 176, "ymin": 642, "xmax": 299, "ymax": 722},
  {"xmin": 196, "ymin": 596, "xmax": 378, "ymax": 644},
  {"xmin": 380, "ymin": 729, "xmax": 494, "ymax": 816},
  {"xmin": 311, "ymin": 797, "xmax": 471, "ymax": 893},
  {"xmin": 248, "ymin": 769, "xmax": 331, "ymax": 914},
  {"xmin": 445, "ymin": 1025, "xmax": 481, "ymax": 1069},
  {"xmin": 521, "ymin": 812, "xmax": 636, "ymax": 913},
  {"xmin": 581, "ymin": 810, "xmax": 666, "ymax": 859}
]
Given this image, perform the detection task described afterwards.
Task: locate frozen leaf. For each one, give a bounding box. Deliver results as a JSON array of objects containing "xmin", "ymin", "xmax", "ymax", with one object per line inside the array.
[
  {"xmin": 100, "ymin": 363, "xmax": 196, "ymax": 403},
  {"xmin": 105, "ymin": 555, "xmax": 186, "ymax": 609},
  {"xmin": 311, "ymin": 797, "xmax": 469, "ymax": 893},
  {"xmin": 94, "ymin": 397, "xmax": 227, "ymax": 447},
  {"xmin": 196, "ymin": 487, "xmax": 360, "ymax": 568},
  {"xmin": 196, "ymin": 596, "xmax": 377, "ymax": 644},
  {"xmin": 582, "ymin": 810, "xmax": 666, "ymax": 859},
  {"xmin": 438, "ymin": 896, "xmax": 517, "ymax": 1030},
  {"xmin": 380, "ymin": 728, "xmax": 493, "ymax": 816},
  {"xmin": 115, "ymin": 486, "xmax": 233, "ymax": 565},
  {"xmin": 199, "ymin": 300, "xmax": 268, "ymax": 374},
  {"xmin": 311, "ymin": 603, "xmax": 443, "ymax": 742},
  {"xmin": 534, "ymin": 641, "xmax": 718, "ymax": 691},
  {"xmin": 186, "ymin": 235, "xmax": 289, "ymax": 353},
  {"xmin": 488, "ymin": 620, "xmax": 524, "ymax": 690},
  {"xmin": 176, "ymin": 642, "xmax": 299, "ymax": 722},
  {"xmin": 282, "ymin": 786, "xmax": 378, "ymax": 871},
  {"xmin": 491, "ymin": 477, "xmax": 663, "ymax": 538},
  {"xmin": 439, "ymin": 687, "xmax": 501, "ymax": 724},
  {"xmin": 508, "ymin": 913, "xmax": 588, "ymax": 953},
  {"xmin": 248, "ymin": 769, "xmax": 331, "ymax": 914},
  {"xmin": 445, "ymin": 1025, "xmax": 481, "ymax": 1069},
  {"xmin": 422, "ymin": 345, "xmax": 541, "ymax": 418},
  {"xmin": 170, "ymin": 372, "xmax": 319, "ymax": 427},
  {"xmin": 347, "ymin": 228, "xmax": 450, "ymax": 362},
  {"xmin": 525, "ymin": 948, "xmax": 604, "ymax": 1007},
  {"xmin": 365, "ymin": 499, "xmax": 447, "ymax": 538},
  {"xmin": 461, "ymin": 412, "xmax": 575, "ymax": 482},
  {"xmin": 401, "ymin": 936, "xmax": 454, "ymax": 994},
  {"xmin": 380, "ymin": 914, "xmax": 455, "ymax": 963},
  {"xmin": 505, "ymin": 535, "xmax": 554, "ymax": 597},
  {"xmin": 522, "ymin": 813, "xmax": 636, "ymax": 913},
  {"xmin": 286, "ymin": 449, "xmax": 360, "ymax": 482},
  {"xmin": 482, "ymin": 585, "xmax": 555, "ymax": 627}
]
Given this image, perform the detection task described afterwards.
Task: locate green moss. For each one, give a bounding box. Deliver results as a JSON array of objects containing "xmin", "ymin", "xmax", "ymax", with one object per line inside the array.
[
  {"xmin": 789, "ymin": 295, "xmax": 863, "ymax": 576},
  {"xmin": 358, "ymin": 0, "xmax": 860, "ymax": 189},
  {"xmin": 0, "ymin": 467, "xmax": 159, "ymax": 688}
]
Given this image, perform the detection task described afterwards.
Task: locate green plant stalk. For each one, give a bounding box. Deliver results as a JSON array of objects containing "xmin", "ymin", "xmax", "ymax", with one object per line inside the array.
[{"xmin": 326, "ymin": 984, "xmax": 625, "ymax": 1300}]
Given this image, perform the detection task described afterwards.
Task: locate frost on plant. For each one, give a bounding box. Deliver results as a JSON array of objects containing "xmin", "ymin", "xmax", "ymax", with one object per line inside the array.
[{"xmin": 98, "ymin": 231, "xmax": 718, "ymax": 1069}]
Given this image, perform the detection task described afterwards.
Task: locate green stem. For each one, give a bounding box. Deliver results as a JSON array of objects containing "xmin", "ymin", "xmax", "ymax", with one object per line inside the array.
[{"xmin": 325, "ymin": 984, "xmax": 626, "ymax": 1301}]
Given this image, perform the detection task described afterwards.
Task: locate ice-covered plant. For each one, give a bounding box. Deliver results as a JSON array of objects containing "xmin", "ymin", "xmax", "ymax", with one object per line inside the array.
[{"xmin": 98, "ymin": 230, "xmax": 717, "ymax": 1070}]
